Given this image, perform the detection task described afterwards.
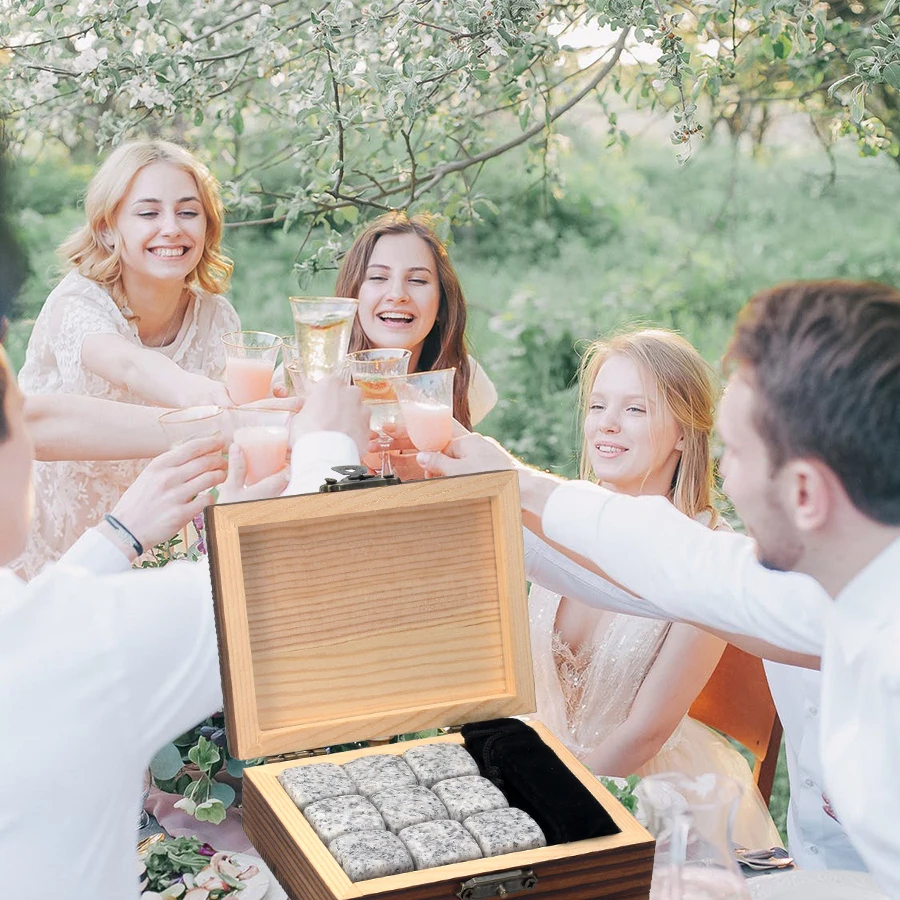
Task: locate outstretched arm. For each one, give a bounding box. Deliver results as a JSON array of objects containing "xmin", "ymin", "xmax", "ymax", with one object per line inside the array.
[
  {"xmin": 82, "ymin": 332, "xmax": 232, "ymax": 408},
  {"xmin": 419, "ymin": 433, "xmax": 830, "ymax": 660}
]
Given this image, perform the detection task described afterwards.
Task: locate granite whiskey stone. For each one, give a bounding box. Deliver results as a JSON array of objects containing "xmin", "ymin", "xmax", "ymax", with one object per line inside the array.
[
  {"xmin": 398, "ymin": 819, "xmax": 483, "ymax": 869},
  {"xmin": 328, "ymin": 830, "xmax": 415, "ymax": 882},
  {"xmin": 402, "ymin": 743, "xmax": 480, "ymax": 788},
  {"xmin": 343, "ymin": 754, "xmax": 418, "ymax": 798},
  {"xmin": 303, "ymin": 794, "xmax": 386, "ymax": 844},
  {"xmin": 432, "ymin": 775, "xmax": 509, "ymax": 822},
  {"xmin": 278, "ymin": 762, "xmax": 357, "ymax": 811},
  {"xmin": 371, "ymin": 785, "xmax": 449, "ymax": 835},
  {"xmin": 464, "ymin": 807, "xmax": 547, "ymax": 857}
]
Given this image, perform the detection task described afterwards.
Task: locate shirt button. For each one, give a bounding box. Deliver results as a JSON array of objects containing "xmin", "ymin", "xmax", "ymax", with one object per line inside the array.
[
  {"xmin": 809, "ymin": 845, "xmax": 819, "ymax": 855},
  {"xmin": 805, "ymin": 778, "xmax": 815, "ymax": 788},
  {"xmin": 808, "ymin": 706, "xmax": 818, "ymax": 716}
]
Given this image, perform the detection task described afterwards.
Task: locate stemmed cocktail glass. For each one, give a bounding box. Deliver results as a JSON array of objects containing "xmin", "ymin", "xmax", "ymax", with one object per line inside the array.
[{"xmin": 346, "ymin": 349, "xmax": 412, "ymax": 477}]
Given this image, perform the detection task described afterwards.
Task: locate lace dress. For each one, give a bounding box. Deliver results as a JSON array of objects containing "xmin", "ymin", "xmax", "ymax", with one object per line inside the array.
[
  {"xmin": 13, "ymin": 271, "xmax": 241, "ymax": 580},
  {"xmin": 529, "ymin": 583, "xmax": 783, "ymax": 849}
]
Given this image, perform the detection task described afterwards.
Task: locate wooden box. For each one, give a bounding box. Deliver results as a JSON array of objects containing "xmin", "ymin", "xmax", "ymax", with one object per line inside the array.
[{"xmin": 205, "ymin": 471, "xmax": 654, "ymax": 900}]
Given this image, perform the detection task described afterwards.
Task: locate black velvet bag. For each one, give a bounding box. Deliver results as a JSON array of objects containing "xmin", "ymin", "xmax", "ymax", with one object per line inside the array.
[{"xmin": 461, "ymin": 719, "xmax": 620, "ymax": 845}]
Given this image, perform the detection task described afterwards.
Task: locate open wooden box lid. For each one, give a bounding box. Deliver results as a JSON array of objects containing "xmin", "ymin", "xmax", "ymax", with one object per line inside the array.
[{"xmin": 205, "ymin": 471, "xmax": 534, "ymax": 761}]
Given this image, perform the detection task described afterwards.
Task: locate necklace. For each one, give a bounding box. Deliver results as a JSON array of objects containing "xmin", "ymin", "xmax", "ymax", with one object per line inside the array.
[{"xmin": 141, "ymin": 290, "xmax": 189, "ymax": 348}]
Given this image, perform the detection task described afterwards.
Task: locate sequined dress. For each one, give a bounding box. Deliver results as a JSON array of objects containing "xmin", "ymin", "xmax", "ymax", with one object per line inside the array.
[{"xmin": 529, "ymin": 583, "xmax": 783, "ymax": 849}]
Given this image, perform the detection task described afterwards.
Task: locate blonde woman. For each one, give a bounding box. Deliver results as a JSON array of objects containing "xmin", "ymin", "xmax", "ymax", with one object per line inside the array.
[
  {"xmin": 527, "ymin": 329, "xmax": 782, "ymax": 848},
  {"xmin": 14, "ymin": 140, "xmax": 241, "ymax": 578}
]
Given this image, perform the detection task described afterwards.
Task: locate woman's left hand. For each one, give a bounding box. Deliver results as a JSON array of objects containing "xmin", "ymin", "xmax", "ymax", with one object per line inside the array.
[{"xmin": 218, "ymin": 444, "xmax": 290, "ymax": 503}]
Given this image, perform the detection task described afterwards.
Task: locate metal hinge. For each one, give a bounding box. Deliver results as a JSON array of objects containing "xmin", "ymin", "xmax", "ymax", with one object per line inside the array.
[{"xmin": 457, "ymin": 869, "xmax": 538, "ymax": 900}]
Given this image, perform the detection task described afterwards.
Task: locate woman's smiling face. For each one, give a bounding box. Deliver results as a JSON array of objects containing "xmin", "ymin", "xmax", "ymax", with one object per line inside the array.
[
  {"xmin": 112, "ymin": 162, "xmax": 207, "ymax": 288},
  {"xmin": 584, "ymin": 353, "xmax": 685, "ymax": 497},
  {"xmin": 356, "ymin": 233, "xmax": 441, "ymax": 369}
]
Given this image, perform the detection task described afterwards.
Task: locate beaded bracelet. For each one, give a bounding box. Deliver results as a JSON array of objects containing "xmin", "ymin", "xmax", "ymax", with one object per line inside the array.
[{"xmin": 103, "ymin": 513, "xmax": 144, "ymax": 557}]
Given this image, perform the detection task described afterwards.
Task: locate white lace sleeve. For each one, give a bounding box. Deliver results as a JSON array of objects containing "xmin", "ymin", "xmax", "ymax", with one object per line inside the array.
[{"xmin": 43, "ymin": 276, "xmax": 129, "ymax": 387}]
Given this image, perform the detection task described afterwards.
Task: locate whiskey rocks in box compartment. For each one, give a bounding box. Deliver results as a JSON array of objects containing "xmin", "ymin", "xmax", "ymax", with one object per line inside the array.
[
  {"xmin": 398, "ymin": 819, "xmax": 483, "ymax": 869},
  {"xmin": 304, "ymin": 794, "xmax": 385, "ymax": 844},
  {"xmin": 328, "ymin": 830, "xmax": 414, "ymax": 882},
  {"xmin": 343, "ymin": 754, "xmax": 418, "ymax": 797},
  {"xmin": 278, "ymin": 762, "xmax": 357, "ymax": 811},
  {"xmin": 402, "ymin": 742, "xmax": 479, "ymax": 788},
  {"xmin": 432, "ymin": 775, "xmax": 509, "ymax": 822},
  {"xmin": 371, "ymin": 785, "xmax": 449, "ymax": 835},
  {"xmin": 464, "ymin": 807, "xmax": 547, "ymax": 858}
]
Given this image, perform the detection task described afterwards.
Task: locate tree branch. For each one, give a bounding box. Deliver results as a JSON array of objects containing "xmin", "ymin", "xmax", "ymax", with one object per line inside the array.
[{"xmin": 326, "ymin": 50, "xmax": 345, "ymax": 197}]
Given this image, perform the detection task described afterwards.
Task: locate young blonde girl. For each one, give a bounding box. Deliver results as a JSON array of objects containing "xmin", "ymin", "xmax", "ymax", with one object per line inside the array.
[
  {"xmin": 14, "ymin": 140, "xmax": 241, "ymax": 578},
  {"xmin": 527, "ymin": 329, "xmax": 782, "ymax": 849}
]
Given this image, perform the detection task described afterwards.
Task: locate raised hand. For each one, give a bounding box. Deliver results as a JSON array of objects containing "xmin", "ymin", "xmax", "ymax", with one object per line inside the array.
[
  {"xmin": 218, "ymin": 443, "xmax": 290, "ymax": 503},
  {"xmin": 108, "ymin": 435, "xmax": 228, "ymax": 555},
  {"xmin": 416, "ymin": 433, "xmax": 519, "ymax": 479},
  {"xmin": 290, "ymin": 377, "xmax": 371, "ymax": 456}
]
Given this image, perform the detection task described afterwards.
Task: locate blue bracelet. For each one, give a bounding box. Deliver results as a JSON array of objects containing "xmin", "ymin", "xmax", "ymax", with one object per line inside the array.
[{"xmin": 104, "ymin": 513, "xmax": 144, "ymax": 557}]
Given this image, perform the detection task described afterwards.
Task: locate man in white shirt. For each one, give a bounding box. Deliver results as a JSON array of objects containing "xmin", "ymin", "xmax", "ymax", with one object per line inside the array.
[
  {"xmin": 0, "ymin": 340, "xmax": 367, "ymax": 900},
  {"xmin": 420, "ymin": 280, "xmax": 900, "ymax": 893}
]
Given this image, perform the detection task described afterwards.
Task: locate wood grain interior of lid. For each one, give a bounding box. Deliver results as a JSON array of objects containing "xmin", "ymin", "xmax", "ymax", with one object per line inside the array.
[{"xmin": 206, "ymin": 471, "xmax": 534, "ymax": 760}]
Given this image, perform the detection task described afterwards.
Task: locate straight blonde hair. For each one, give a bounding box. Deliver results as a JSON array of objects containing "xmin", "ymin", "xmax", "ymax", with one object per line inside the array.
[
  {"xmin": 578, "ymin": 329, "xmax": 720, "ymax": 526},
  {"xmin": 59, "ymin": 140, "xmax": 232, "ymax": 310}
]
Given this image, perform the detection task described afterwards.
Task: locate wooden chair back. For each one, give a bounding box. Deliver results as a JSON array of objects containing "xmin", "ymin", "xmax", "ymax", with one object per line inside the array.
[{"xmin": 688, "ymin": 643, "xmax": 783, "ymax": 805}]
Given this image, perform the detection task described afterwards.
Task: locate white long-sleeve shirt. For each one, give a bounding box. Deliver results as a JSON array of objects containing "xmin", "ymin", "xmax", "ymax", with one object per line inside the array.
[
  {"xmin": 0, "ymin": 431, "xmax": 360, "ymax": 900},
  {"xmin": 523, "ymin": 529, "xmax": 866, "ymax": 869},
  {"xmin": 540, "ymin": 480, "xmax": 900, "ymax": 897}
]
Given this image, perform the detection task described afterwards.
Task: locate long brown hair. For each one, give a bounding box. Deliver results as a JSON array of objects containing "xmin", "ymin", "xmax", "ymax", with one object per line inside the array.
[
  {"xmin": 578, "ymin": 328, "xmax": 720, "ymax": 526},
  {"xmin": 59, "ymin": 140, "xmax": 232, "ymax": 311},
  {"xmin": 334, "ymin": 212, "xmax": 473, "ymax": 430}
]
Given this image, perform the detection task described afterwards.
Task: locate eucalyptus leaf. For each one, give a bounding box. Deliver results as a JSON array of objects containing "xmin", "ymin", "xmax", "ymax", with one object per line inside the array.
[
  {"xmin": 150, "ymin": 742, "xmax": 186, "ymax": 781},
  {"xmin": 194, "ymin": 799, "xmax": 228, "ymax": 825},
  {"xmin": 209, "ymin": 781, "xmax": 237, "ymax": 809}
]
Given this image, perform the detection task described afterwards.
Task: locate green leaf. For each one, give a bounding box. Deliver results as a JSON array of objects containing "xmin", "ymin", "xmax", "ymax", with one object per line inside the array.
[
  {"xmin": 884, "ymin": 61, "xmax": 900, "ymax": 90},
  {"xmin": 194, "ymin": 108, "xmax": 204, "ymax": 126},
  {"xmin": 850, "ymin": 83, "xmax": 866, "ymax": 123},
  {"xmin": 885, "ymin": 0, "xmax": 898, "ymax": 17},
  {"xmin": 150, "ymin": 743, "xmax": 186, "ymax": 781},
  {"xmin": 471, "ymin": 69, "xmax": 490, "ymax": 81},
  {"xmin": 188, "ymin": 736, "xmax": 221, "ymax": 774},
  {"xmin": 194, "ymin": 799, "xmax": 228, "ymax": 825},
  {"xmin": 209, "ymin": 781, "xmax": 236, "ymax": 809}
]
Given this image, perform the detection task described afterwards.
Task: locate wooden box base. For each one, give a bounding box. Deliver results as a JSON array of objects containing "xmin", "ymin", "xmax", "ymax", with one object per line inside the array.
[{"xmin": 242, "ymin": 723, "xmax": 655, "ymax": 900}]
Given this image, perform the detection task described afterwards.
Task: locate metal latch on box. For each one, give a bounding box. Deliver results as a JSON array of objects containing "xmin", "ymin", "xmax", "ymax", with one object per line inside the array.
[
  {"xmin": 319, "ymin": 465, "xmax": 401, "ymax": 492},
  {"xmin": 457, "ymin": 869, "xmax": 538, "ymax": 900}
]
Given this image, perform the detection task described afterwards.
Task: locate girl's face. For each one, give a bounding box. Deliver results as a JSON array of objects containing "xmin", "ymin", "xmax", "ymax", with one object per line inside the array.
[
  {"xmin": 584, "ymin": 353, "xmax": 685, "ymax": 497},
  {"xmin": 356, "ymin": 233, "xmax": 441, "ymax": 368},
  {"xmin": 112, "ymin": 162, "xmax": 207, "ymax": 288}
]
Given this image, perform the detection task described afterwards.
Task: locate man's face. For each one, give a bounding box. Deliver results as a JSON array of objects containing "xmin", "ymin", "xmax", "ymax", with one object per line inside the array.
[
  {"xmin": 718, "ymin": 371, "xmax": 805, "ymax": 572},
  {"xmin": 0, "ymin": 351, "xmax": 34, "ymax": 567}
]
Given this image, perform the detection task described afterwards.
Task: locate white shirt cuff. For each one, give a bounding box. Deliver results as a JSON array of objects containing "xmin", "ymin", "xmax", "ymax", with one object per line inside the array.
[
  {"xmin": 283, "ymin": 431, "xmax": 361, "ymax": 496},
  {"xmin": 58, "ymin": 528, "xmax": 132, "ymax": 575}
]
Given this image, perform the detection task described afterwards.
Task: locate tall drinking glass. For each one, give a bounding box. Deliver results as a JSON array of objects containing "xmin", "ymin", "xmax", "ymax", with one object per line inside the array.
[
  {"xmin": 391, "ymin": 368, "xmax": 456, "ymax": 453},
  {"xmin": 289, "ymin": 296, "xmax": 358, "ymax": 393},
  {"xmin": 346, "ymin": 348, "xmax": 411, "ymax": 477},
  {"xmin": 221, "ymin": 331, "xmax": 282, "ymax": 405}
]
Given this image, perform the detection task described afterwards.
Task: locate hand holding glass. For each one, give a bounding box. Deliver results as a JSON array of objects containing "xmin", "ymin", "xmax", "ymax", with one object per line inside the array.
[
  {"xmin": 221, "ymin": 331, "xmax": 282, "ymax": 405},
  {"xmin": 230, "ymin": 407, "xmax": 292, "ymax": 485},
  {"xmin": 391, "ymin": 367, "xmax": 456, "ymax": 453}
]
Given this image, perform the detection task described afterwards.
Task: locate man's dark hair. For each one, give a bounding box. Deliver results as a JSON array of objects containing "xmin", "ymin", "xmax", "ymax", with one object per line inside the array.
[
  {"xmin": 725, "ymin": 280, "xmax": 900, "ymax": 525},
  {"xmin": 0, "ymin": 149, "xmax": 28, "ymax": 441}
]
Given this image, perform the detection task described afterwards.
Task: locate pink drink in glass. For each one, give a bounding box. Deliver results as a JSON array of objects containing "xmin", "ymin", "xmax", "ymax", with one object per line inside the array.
[
  {"xmin": 232, "ymin": 425, "xmax": 289, "ymax": 484},
  {"xmin": 226, "ymin": 357, "xmax": 275, "ymax": 405},
  {"xmin": 400, "ymin": 400, "xmax": 453, "ymax": 452}
]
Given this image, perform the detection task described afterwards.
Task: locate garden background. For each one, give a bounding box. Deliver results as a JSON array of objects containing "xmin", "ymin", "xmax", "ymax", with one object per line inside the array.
[{"xmin": 5, "ymin": 0, "xmax": 900, "ymax": 840}]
